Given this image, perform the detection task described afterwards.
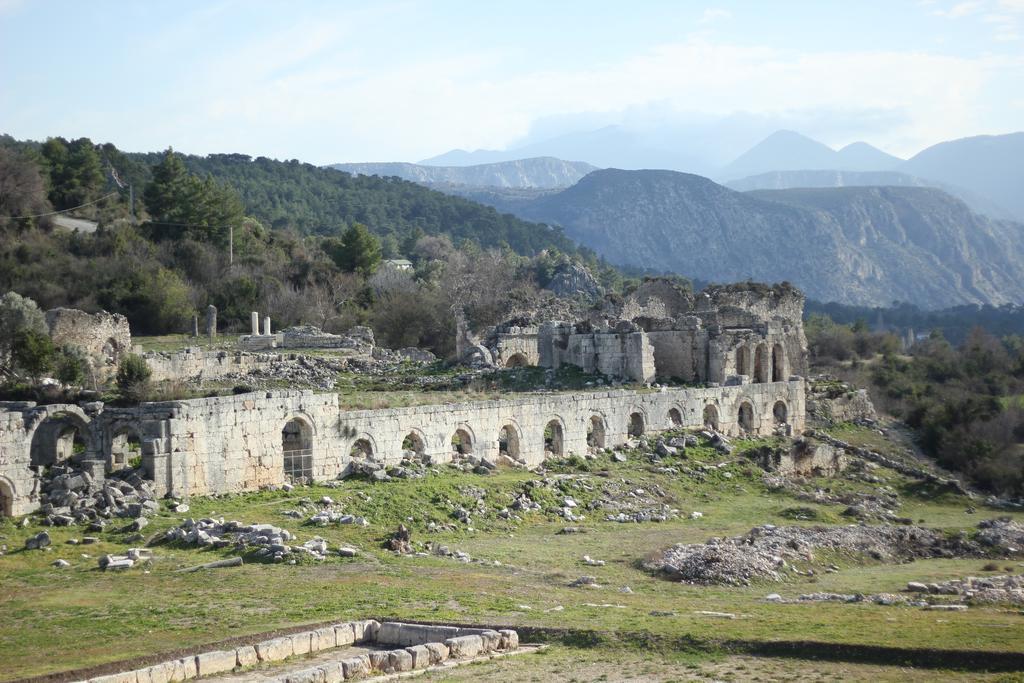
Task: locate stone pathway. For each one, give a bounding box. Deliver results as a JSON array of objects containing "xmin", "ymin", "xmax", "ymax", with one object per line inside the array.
[{"xmin": 199, "ymin": 644, "xmax": 540, "ymax": 682}]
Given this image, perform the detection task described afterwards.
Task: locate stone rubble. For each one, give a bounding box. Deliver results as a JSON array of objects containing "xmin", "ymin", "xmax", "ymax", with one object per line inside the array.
[
  {"xmin": 34, "ymin": 464, "xmax": 158, "ymax": 529},
  {"xmin": 650, "ymin": 519, "xmax": 1024, "ymax": 586},
  {"xmin": 160, "ymin": 518, "xmax": 331, "ymax": 562},
  {"xmin": 907, "ymin": 574, "xmax": 1024, "ymax": 606}
]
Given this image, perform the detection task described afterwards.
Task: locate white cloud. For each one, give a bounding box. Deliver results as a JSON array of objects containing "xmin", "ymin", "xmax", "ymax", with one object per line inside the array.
[
  {"xmin": 163, "ymin": 33, "xmax": 1015, "ymax": 162},
  {"xmin": 933, "ymin": 0, "xmax": 985, "ymax": 17},
  {"xmin": 699, "ymin": 8, "xmax": 733, "ymax": 24}
]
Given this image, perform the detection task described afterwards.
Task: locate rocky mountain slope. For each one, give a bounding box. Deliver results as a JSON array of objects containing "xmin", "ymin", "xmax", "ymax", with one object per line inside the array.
[
  {"xmin": 725, "ymin": 169, "xmax": 1013, "ymax": 221},
  {"xmin": 899, "ymin": 132, "xmax": 1024, "ymax": 222},
  {"xmin": 330, "ymin": 157, "xmax": 597, "ymax": 189},
  {"xmin": 485, "ymin": 169, "xmax": 1024, "ymax": 308}
]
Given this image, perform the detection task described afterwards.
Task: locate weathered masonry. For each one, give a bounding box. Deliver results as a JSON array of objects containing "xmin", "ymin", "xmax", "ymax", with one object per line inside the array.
[
  {"xmin": 0, "ymin": 380, "xmax": 803, "ymax": 517},
  {"xmin": 486, "ymin": 280, "xmax": 809, "ymax": 385}
]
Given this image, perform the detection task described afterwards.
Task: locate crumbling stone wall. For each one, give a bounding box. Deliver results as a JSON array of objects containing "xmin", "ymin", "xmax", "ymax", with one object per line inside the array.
[
  {"xmin": 0, "ymin": 380, "xmax": 805, "ymax": 515},
  {"xmin": 44, "ymin": 308, "xmax": 131, "ymax": 369},
  {"xmin": 482, "ymin": 281, "xmax": 809, "ymax": 384},
  {"xmin": 144, "ymin": 349, "xmax": 289, "ymax": 383}
]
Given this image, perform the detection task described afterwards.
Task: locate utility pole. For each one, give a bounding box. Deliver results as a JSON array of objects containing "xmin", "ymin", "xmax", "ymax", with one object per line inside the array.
[{"xmin": 229, "ymin": 224, "xmax": 233, "ymax": 267}]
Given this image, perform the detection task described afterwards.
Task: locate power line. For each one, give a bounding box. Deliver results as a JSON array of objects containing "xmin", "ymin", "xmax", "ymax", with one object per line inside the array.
[{"xmin": 0, "ymin": 191, "xmax": 120, "ymax": 219}]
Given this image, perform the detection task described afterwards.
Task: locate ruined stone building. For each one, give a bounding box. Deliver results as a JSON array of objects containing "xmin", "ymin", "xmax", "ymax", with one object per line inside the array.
[
  {"xmin": 0, "ymin": 379, "xmax": 804, "ymax": 517},
  {"xmin": 0, "ymin": 280, "xmax": 810, "ymax": 519},
  {"xmin": 488, "ymin": 280, "xmax": 808, "ymax": 385},
  {"xmin": 44, "ymin": 307, "xmax": 132, "ymax": 373}
]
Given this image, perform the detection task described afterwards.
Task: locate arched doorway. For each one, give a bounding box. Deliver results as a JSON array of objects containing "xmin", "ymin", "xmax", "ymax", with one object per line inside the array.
[
  {"xmin": 0, "ymin": 478, "xmax": 13, "ymax": 518},
  {"xmin": 102, "ymin": 338, "xmax": 121, "ymax": 365},
  {"xmin": 498, "ymin": 424, "xmax": 521, "ymax": 460},
  {"xmin": 282, "ymin": 417, "xmax": 313, "ymax": 481},
  {"xmin": 350, "ymin": 438, "xmax": 373, "ymax": 460},
  {"xmin": 773, "ymin": 400, "xmax": 788, "ymax": 424},
  {"xmin": 504, "ymin": 353, "xmax": 529, "ymax": 368},
  {"xmin": 736, "ymin": 345, "xmax": 749, "ymax": 376},
  {"xmin": 738, "ymin": 402, "xmax": 755, "ymax": 433},
  {"xmin": 109, "ymin": 427, "xmax": 143, "ymax": 472},
  {"xmin": 451, "ymin": 428, "xmax": 474, "ymax": 456},
  {"xmin": 401, "ymin": 431, "xmax": 426, "ymax": 459},
  {"xmin": 772, "ymin": 344, "xmax": 786, "ymax": 382},
  {"xmin": 628, "ymin": 412, "xmax": 645, "ymax": 437},
  {"xmin": 754, "ymin": 344, "xmax": 768, "ymax": 383},
  {"xmin": 587, "ymin": 415, "xmax": 606, "ymax": 448},
  {"xmin": 703, "ymin": 404, "xmax": 719, "ymax": 431},
  {"xmin": 668, "ymin": 407, "xmax": 683, "ymax": 427},
  {"xmin": 544, "ymin": 419, "xmax": 565, "ymax": 457},
  {"xmin": 30, "ymin": 414, "xmax": 88, "ymax": 469}
]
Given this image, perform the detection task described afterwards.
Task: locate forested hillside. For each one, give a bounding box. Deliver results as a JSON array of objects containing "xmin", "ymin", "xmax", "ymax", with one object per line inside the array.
[
  {"xmin": 120, "ymin": 150, "xmax": 581, "ymax": 256},
  {"xmin": 0, "ymin": 135, "xmax": 618, "ymax": 348}
]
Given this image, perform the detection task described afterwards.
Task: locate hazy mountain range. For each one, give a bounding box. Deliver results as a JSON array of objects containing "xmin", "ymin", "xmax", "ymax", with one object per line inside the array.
[
  {"xmin": 417, "ymin": 129, "xmax": 1024, "ymax": 222},
  {"xmin": 455, "ymin": 169, "xmax": 1024, "ymax": 309},
  {"xmin": 330, "ymin": 157, "xmax": 596, "ymax": 189},
  {"xmin": 327, "ymin": 128, "xmax": 1024, "ymax": 307}
]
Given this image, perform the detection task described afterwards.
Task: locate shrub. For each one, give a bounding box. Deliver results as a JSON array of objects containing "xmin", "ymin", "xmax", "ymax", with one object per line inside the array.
[
  {"xmin": 116, "ymin": 354, "xmax": 152, "ymax": 402},
  {"xmin": 11, "ymin": 329, "xmax": 55, "ymax": 382},
  {"xmin": 54, "ymin": 346, "xmax": 88, "ymax": 386}
]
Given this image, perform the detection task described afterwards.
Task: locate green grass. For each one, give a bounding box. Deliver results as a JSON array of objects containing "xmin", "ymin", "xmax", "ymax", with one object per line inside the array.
[{"xmin": 2, "ymin": 433, "xmax": 1023, "ymax": 680}]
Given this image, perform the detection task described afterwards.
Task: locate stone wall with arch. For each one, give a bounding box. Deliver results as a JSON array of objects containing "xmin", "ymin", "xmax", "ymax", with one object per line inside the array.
[{"xmin": 0, "ymin": 380, "xmax": 805, "ymax": 516}]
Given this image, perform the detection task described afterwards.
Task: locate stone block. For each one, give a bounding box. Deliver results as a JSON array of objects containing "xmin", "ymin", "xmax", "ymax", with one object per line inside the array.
[
  {"xmin": 333, "ymin": 622, "xmax": 355, "ymax": 646},
  {"xmin": 425, "ymin": 625, "xmax": 460, "ymax": 643},
  {"xmin": 445, "ymin": 634, "xmax": 483, "ymax": 659},
  {"xmin": 195, "ymin": 650, "xmax": 236, "ymax": 676},
  {"xmin": 319, "ymin": 662, "xmax": 344, "ymax": 683},
  {"xmin": 311, "ymin": 626, "xmax": 337, "ymax": 651},
  {"xmin": 478, "ymin": 629, "xmax": 501, "ymax": 651},
  {"xmin": 235, "ymin": 645, "xmax": 259, "ymax": 667},
  {"xmin": 388, "ymin": 649, "xmax": 414, "ymax": 672},
  {"xmin": 173, "ymin": 657, "xmax": 198, "ymax": 680},
  {"xmin": 498, "ymin": 629, "xmax": 519, "ymax": 650},
  {"xmin": 255, "ymin": 636, "xmax": 294, "ymax": 662},
  {"xmin": 291, "ymin": 631, "xmax": 313, "ymax": 655},
  {"xmin": 351, "ymin": 619, "xmax": 379, "ymax": 643},
  {"xmin": 88, "ymin": 672, "xmax": 137, "ymax": 683},
  {"xmin": 424, "ymin": 641, "xmax": 449, "ymax": 664},
  {"xmin": 376, "ymin": 621, "xmax": 403, "ymax": 645},
  {"xmin": 367, "ymin": 650, "xmax": 390, "ymax": 671},
  {"xmin": 142, "ymin": 661, "xmax": 175, "ymax": 683},
  {"xmin": 286, "ymin": 666, "xmax": 325, "ymax": 683},
  {"xmin": 340, "ymin": 655, "xmax": 369, "ymax": 679},
  {"xmin": 406, "ymin": 645, "xmax": 431, "ymax": 669}
]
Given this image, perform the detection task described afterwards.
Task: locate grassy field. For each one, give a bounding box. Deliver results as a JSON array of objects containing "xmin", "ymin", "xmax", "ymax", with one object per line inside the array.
[{"xmin": 1, "ymin": 427, "xmax": 1023, "ymax": 681}]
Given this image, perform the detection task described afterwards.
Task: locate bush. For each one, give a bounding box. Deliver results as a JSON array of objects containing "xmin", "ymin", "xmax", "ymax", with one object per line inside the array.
[
  {"xmin": 54, "ymin": 346, "xmax": 88, "ymax": 386},
  {"xmin": 11, "ymin": 329, "xmax": 55, "ymax": 381},
  {"xmin": 116, "ymin": 354, "xmax": 152, "ymax": 402}
]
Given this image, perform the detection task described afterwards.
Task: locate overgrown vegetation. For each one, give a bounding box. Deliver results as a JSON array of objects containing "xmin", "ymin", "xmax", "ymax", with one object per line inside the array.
[
  {"xmin": 0, "ymin": 135, "xmax": 627, "ymax": 351},
  {"xmin": 807, "ymin": 315, "xmax": 1024, "ymax": 496}
]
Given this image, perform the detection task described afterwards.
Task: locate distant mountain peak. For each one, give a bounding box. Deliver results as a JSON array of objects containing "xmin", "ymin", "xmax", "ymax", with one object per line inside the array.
[{"xmin": 330, "ymin": 157, "xmax": 598, "ymax": 189}]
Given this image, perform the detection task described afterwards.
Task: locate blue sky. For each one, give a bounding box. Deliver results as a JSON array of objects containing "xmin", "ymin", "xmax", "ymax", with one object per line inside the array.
[{"xmin": 1, "ymin": 0, "xmax": 1021, "ymax": 164}]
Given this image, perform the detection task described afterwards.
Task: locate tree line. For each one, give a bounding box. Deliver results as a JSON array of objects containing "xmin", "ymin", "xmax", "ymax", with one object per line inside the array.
[
  {"xmin": 0, "ymin": 135, "xmax": 625, "ymax": 350},
  {"xmin": 807, "ymin": 315, "xmax": 1024, "ymax": 496}
]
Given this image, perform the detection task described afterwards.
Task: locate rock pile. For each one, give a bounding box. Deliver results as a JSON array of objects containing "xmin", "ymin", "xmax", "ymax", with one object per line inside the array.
[
  {"xmin": 650, "ymin": 520, "xmax": 1023, "ymax": 586},
  {"xmin": 35, "ymin": 464, "xmax": 157, "ymax": 531},
  {"xmin": 162, "ymin": 519, "xmax": 332, "ymax": 562},
  {"xmin": 907, "ymin": 574, "xmax": 1024, "ymax": 606}
]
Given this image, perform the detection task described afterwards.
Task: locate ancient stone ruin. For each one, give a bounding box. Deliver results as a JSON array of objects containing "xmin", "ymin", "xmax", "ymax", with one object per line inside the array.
[
  {"xmin": 482, "ymin": 280, "xmax": 807, "ymax": 385},
  {"xmin": 0, "ymin": 280, "xmax": 809, "ymax": 519}
]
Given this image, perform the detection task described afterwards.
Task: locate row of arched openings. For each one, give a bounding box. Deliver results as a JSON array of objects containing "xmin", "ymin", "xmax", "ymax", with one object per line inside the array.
[
  {"xmin": 280, "ymin": 399, "xmax": 790, "ymax": 479},
  {"xmin": 736, "ymin": 343, "xmax": 787, "ymax": 383}
]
